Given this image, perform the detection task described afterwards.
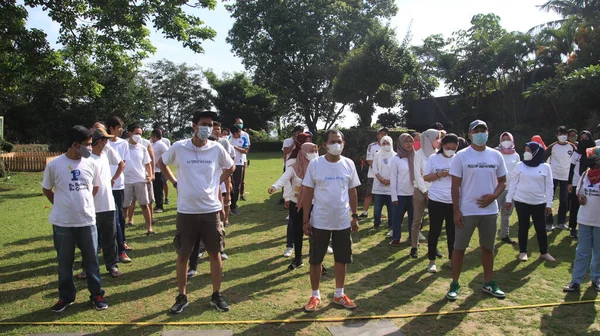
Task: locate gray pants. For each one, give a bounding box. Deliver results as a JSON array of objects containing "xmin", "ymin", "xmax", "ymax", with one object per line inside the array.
[{"xmin": 496, "ymin": 189, "xmax": 513, "ymax": 238}]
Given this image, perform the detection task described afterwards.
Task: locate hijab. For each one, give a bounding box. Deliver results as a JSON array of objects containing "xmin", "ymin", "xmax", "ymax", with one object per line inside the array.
[
  {"xmin": 523, "ymin": 142, "xmax": 545, "ymax": 168},
  {"xmin": 396, "ymin": 133, "xmax": 415, "ymax": 183},
  {"xmin": 497, "ymin": 132, "xmax": 516, "ymax": 155},
  {"xmin": 420, "ymin": 129, "xmax": 440, "ymax": 158},
  {"xmin": 531, "ymin": 135, "xmax": 547, "ymax": 150},
  {"xmin": 377, "ymin": 135, "xmax": 395, "ymax": 160},
  {"xmin": 289, "ymin": 132, "xmax": 311, "ymax": 159},
  {"xmin": 577, "ymin": 131, "xmax": 596, "ymax": 176},
  {"xmin": 295, "ymin": 142, "xmax": 317, "ymax": 212},
  {"xmin": 586, "ymin": 146, "xmax": 600, "ymax": 185}
]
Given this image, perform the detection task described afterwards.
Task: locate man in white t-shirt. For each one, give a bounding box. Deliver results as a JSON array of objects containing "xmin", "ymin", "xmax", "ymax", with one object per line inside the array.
[
  {"xmin": 151, "ymin": 129, "xmax": 169, "ymax": 213},
  {"xmin": 301, "ymin": 129, "xmax": 361, "ymax": 312},
  {"xmin": 123, "ymin": 124, "xmax": 153, "ymax": 235},
  {"xmin": 159, "ymin": 109, "xmax": 235, "ymax": 314},
  {"xmin": 448, "ymin": 120, "xmax": 508, "ymax": 301},
  {"xmin": 235, "ymin": 118, "xmax": 251, "ymax": 200},
  {"xmin": 42, "ymin": 125, "xmax": 107, "ymax": 312},
  {"xmin": 229, "ymin": 125, "xmax": 249, "ymax": 215},
  {"xmin": 545, "ymin": 126, "xmax": 577, "ymax": 230},
  {"xmin": 360, "ymin": 127, "xmax": 388, "ymax": 218}
]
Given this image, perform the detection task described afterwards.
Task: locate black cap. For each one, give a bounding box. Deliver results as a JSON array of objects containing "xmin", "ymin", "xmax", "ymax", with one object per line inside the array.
[{"xmin": 193, "ymin": 109, "xmax": 218, "ymax": 122}]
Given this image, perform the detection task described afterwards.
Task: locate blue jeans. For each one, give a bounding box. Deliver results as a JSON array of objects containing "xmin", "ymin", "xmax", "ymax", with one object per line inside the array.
[
  {"xmin": 53, "ymin": 225, "xmax": 104, "ymax": 302},
  {"xmin": 373, "ymin": 194, "xmax": 392, "ymax": 227},
  {"xmin": 286, "ymin": 216, "xmax": 294, "ymax": 248},
  {"xmin": 115, "ymin": 211, "xmax": 125, "ymax": 255},
  {"xmin": 571, "ymin": 224, "xmax": 600, "ymax": 284},
  {"xmin": 392, "ymin": 195, "xmax": 414, "ymax": 241}
]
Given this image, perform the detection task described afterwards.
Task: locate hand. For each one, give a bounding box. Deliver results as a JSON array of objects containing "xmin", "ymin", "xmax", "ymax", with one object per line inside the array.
[
  {"xmin": 284, "ymin": 201, "xmax": 290, "ymax": 209},
  {"xmin": 454, "ymin": 210, "xmax": 464, "ymax": 229},
  {"xmin": 440, "ymin": 170, "xmax": 450, "ymax": 178},
  {"xmin": 111, "ymin": 179, "xmax": 116, "ymax": 187},
  {"xmin": 424, "ymin": 192, "xmax": 429, "ymax": 201},
  {"xmin": 351, "ymin": 217, "xmax": 359, "ymax": 233},
  {"xmin": 268, "ymin": 186, "xmax": 276, "ymax": 194},
  {"xmin": 545, "ymin": 207, "xmax": 552, "ymax": 216},
  {"xmin": 146, "ymin": 176, "xmax": 153, "ymax": 184},
  {"xmin": 476, "ymin": 194, "xmax": 496, "ymax": 208},
  {"xmin": 303, "ymin": 221, "xmax": 313, "ymax": 236},
  {"xmin": 568, "ymin": 184, "xmax": 573, "ymax": 193},
  {"xmin": 383, "ymin": 179, "xmax": 390, "ymax": 186},
  {"xmin": 393, "ymin": 201, "xmax": 398, "ymax": 206},
  {"xmin": 173, "ymin": 181, "xmax": 178, "ymax": 189},
  {"xmin": 579, "ymin": 195, "xmax": 587, "ymax": 205},
  {"xmin": 504, "ymin": 202, "xmax": 512, "ymax": 211}
]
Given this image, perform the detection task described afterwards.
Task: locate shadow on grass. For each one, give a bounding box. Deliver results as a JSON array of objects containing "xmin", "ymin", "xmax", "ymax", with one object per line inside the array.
[
  {"xmin": 540, "ymin": 289, "xmax": 598, "ymax": 335},
  {"xmin": 0, "ymin": 192, "xmax": 41, "ymax": 203}
]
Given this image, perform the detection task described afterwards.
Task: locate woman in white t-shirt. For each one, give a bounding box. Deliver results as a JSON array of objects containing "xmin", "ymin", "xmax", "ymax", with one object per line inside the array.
[
  {"xmin": 567, "ymin": 131, "xmax": 595, "ymax": 239},
  {"xmin": 564, "ymin": 146, "xmax": 600, "ymax": 292},
  {"xmin": 269, "ymin": 142, "xmax": 319, "ymax": 270},
  {"xmin": 372, "ymin": 135, "xmax": 394, "ymax": 231},
  {"xmin": 423, "ymin": 134, "xmax": 458, "ymax": 273},
  {"xmin": 495, "ymin": 132, "xmax": 520, "ymax": 244},
  {"xmin": 389, "ymin": 134, "xmax": 415, "ymax": 249},
  {"xmin": 505, "ymin": 142, "xmax": 555, "ymax": 262}
]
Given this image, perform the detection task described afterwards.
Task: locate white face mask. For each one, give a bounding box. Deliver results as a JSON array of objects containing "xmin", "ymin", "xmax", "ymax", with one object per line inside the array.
[
  {"xmin": 196, "ymin": 126, "xmax": 212, "ymax": 140},
  {"xmin": 131, "ymin": 134, "xmax": 142, "ymax": 143},
  {"xmin": 558, "ymin": 135, "xmax": 568, "ymax": 143},
  {"xmin": 523, "ymin": 152, "xmax": 533, "ymax": 161},
  {"xmin": 327, "ymin": 143, "xmax": 344, "ymax": 156},
  {"xmin": 501, "ymin": 140, "xmax": 513, "ymax": 148},
  {"xmin": 305, "ymin": 152, "xmax": 319, "ymax": 161},
  {"xmin": 381, "ymin": 145, "xmax": 392, "ymax": 152},
  {"xmin": 443, "ymin": 149, "xmax": 456, "ymax": 157}
]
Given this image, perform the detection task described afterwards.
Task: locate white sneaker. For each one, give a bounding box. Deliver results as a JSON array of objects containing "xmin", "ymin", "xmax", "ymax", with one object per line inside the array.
[
  {"xmin": 283, "ymin": 247, "xmax": 293, "ymax": 257},
  {"xmin": 386, "ymin": 230, "xmax": 393, "ymax": 238},
  {"xmin": 427, "ymin": 263, "xmax": 438, "ymax": 273},
  {"xmin": 187, "ymin": 269, "xmax": 197, "ymax": 278},
  {"xmin": 285, "ymin": 215, "xmax": 290, "ymax": 220},
  {"xmin": 327, "ymin": 246, "xmax": 334, "ymax": 254},
  {"xmin": 220, "ymin": 252, "xmax": 229, "ymax": 260},
  {"xmin": 419, "ymin": 232, "xmax": 427, "ymax": 242},
  {"xmin": 518, "ymin": 253, "xmax": 528, "ymax": 262},
  {"xmin": 557, "ymin": 224, "xmax": 569, "ymax": 230}
]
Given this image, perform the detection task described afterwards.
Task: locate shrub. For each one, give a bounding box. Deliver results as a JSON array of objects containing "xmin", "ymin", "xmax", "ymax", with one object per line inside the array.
[
  {"xmin": 13, "ymin": 144, "xmax": 48, "ymax": 152},
  {"xmin": 0, "ymin": 157, "xmax": 5, "ymax": 178},
  {"xmin": 0, "ymin": 136, "xmax": 14, "ymax": 153}
]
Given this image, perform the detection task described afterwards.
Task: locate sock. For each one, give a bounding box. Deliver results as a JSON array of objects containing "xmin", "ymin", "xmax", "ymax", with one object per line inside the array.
[
  {"xmin": 312, "ymin": 290, "xmax": 321, "ymax": 298},
  {"xmin": 334, "ymin": 288, "xmax": 344, "ymax": 298}
]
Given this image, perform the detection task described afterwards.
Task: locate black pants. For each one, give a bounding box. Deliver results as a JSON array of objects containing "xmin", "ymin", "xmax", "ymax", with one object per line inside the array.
[
  {"xmin": 112, "ymin": 189, "xmax": 126, "ymax": 242},
  {"xmin": 569, "ymin": 186, "xmax": 580, "ymax": 230},
  {"xmin": 515, "ymin": 201, "xmax": 548, "ymax": 254},
  {"xmin": 96, "ymin": 211, "xmax": 118, "ymax": 271},
  {"xmin": 188, "ymin": 236, "xmax": 205, "ymax": 271},
  {"xmin": 153, "ymin": 172, "xmax": 164, "ymax": 210},
  {"xmin": 289, "ymin": 201, "xmax": 306, "ymax": 264},
  {"xmin": 231, "ymin": 165, "xmax": 244, "ymax": 209},
  {"xmin": 546, "ymin": 179, "xmax": 568, "ymax": 225},
  {"xmin": 427, "ymin": 200, "xmax": 454, "ymax": 261}
]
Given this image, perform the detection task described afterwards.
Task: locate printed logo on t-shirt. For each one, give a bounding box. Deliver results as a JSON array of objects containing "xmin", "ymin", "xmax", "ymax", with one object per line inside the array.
[
  {"xmin": 568, "ymin": 150, "xmax": 573, "ymax": 156},
  {"xmin": 466, "ymin": 162, "xmax": 498, "ymax": 169},
  {"xmin": 70, "ymin": 169, "xmax": 81, "ymax": 181},
  {"xmin": 584, "ymin": 184, "xmax": 599, "ymax": 196},
  {"xmin": 383, "ymin": 158, "xmax": 389, "ymax": 165},
  {"xmin": 68, "ymin": 169, "xmax": 90, "ymax": 192},
  {"xmin": 186, "ymin": 159, "xmax": 213, "ymax": 165}
]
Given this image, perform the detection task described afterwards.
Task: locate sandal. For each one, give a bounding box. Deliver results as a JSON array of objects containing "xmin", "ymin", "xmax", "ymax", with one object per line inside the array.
[
  {"xmin": 76, "ymin": 271, "xmax": 87, "ymax": 280},
  {"xmin": 146, "ymin": 231, "xmax": 156, "ymax": 236},
  {"xmin": 127, "ymin": 222, "xmax": 134, "ymax": 227},
  {"xmin": 109, "ymin": 267, "xmax": 123, "ymax": 278}
]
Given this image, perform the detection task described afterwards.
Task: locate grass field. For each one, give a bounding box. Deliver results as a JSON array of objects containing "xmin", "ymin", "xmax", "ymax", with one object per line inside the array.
[{"xmin": 0, "ymin": 151, "xmax": 598, "ymax": 335}]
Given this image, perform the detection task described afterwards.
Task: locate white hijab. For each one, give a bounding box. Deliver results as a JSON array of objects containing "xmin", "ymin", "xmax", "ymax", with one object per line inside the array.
[
  {"xmin": 376, "ymin": 135, "xmax": 395, "ymax": 165},
  {"xmin": 421, "ymin": 129, "xmax": 441, "ymax": 158}
]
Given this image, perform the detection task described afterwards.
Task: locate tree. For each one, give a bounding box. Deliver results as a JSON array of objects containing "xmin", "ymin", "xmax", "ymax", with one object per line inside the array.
[
  {"xmin": 226, "ymin": 0, "xmax": 398, "ymax": 133},
  {"xmin": 376, "ymin": 111, "xmax": 403, "ymax": 129}
]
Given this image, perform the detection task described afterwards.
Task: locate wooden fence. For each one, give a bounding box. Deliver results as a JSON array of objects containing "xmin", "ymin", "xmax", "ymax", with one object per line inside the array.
[{"xmin": 0, "ymin": 152, "xmax": 63, "ymax": 172}]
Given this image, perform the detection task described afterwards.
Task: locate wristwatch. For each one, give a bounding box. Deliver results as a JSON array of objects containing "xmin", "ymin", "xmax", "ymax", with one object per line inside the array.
[{"xmin": 351, "ymin": 213, "xmax": 359, "ymax": 219}]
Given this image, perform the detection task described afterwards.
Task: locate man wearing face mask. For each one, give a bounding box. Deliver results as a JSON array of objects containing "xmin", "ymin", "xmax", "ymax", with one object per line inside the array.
[
  {"xmin": 360, "ymin": 127, "xmax": 388, "ymax": 218},
  {"xmin": 229, "ymin": 125, "xmax": 249, "ymax": 216},
  {"xmin": 123, "ymin": 124, "xmax": 154, "ymax": 235},
  {"xmin": 545, "ymin": 126, "xmax": 577, "ymax": 231},
  {"xmin": 301, "ymin": 129, "xmax": 361, "ymax": 312},
  {"xmin": 235, "ymin": 118, "xmax": 251, "ymax": 201},
  {"xmin": 42, "ymin": 126, "xmax": 108, "ymax": 312},
  {"xmin": 448, "ymin": 120, "xmax": 508, "ymax": 301},
  {"xmin": 158, "ymin": 109, "xmax": 235, "ymax": 314}
]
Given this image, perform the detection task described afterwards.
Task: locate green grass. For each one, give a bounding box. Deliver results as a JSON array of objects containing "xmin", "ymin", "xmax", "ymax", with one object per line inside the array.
[{"xmin": 0, "ymin": 151, "xmax": 598, "ymax": 335}]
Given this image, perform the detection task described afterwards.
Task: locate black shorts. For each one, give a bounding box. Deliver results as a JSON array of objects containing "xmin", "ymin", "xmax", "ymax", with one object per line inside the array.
[
  {"xmin": 174, "ymin": 212, "xmax": 224, "ymax": 256},
  {"xmin": 309, "ymin": 227, "xmax": 352, "ymax": 265},
  {"xmin": 365, "ymin": 178, "xmax": 374, "ymax": 195}
]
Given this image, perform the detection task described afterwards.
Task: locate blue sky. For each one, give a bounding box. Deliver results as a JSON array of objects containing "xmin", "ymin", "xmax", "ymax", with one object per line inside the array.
[{"xmin": 25, "ymin": 0, "xmax": 560, "ymax": 127}]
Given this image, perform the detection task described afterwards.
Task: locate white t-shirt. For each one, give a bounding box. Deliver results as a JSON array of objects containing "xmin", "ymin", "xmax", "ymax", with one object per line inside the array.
[
  {"xmin": 450, "ymin": 146, "xmax": 508, "ymax": 216},
  {"xmin": 389, "ymin": 156, "xmax": 414, "ymax": 201},
  {"xmin": 302, "ymin": 156, "xmax": 361, "ymax": 230},
  {"xmin": 506, "ymin": 162, "xmax": 554, "ymax": 207},
  {"xmin": 548, "ymin": 143, "xmax": 574, "ymax": 181},
  {"xmin": 576, "ymin": 173, "xmax": 600, "ymax": 227},
  {"xmin": 107, "ymin": 137, "xmax": 129, "ymax": 190},
  {"xmin": 217, "ymin": 138, "xmax": 235, "ymax": 159},
  {"xmin": 272, "ymin": 165, "xmax": 303, "ymax": 203},
  {"xmin": 231, "ymin": 136, "xmax": 249, "ymax": 165},
  {"xmin": 124, "ymin": 143, "xmax": 151, "ymax": 184},
  {"xmin": 41, "ymin": 155, "xmax": 100, "ymax": 227},
  {"xmin": 371, "ymin": 152, "xmax": 393, "ymax": 195},
  {"xmin": 414, "ymin": 149, "xmax": 432, "ymax": 193},
  {"xmin": 90, "ymin": 146, "xmax": 121, "ymax": 213},
  {"xmin": 571, "ymin": 152, "xmax": 582, "ymax": 186},
  {"xmin": 152, "ymin": 140, "xmax": 169, "ymax": 173},
  {"xmin": 162, "ymin": 138, "xmax": 171, "ymax": 147},
  {"xmin": 501, "ymin": 152, "xmax": 520, "ymax": 187},
  {"xmin": 425, "ymin": 153, "xmax": 454, "ymax": 204},
  {"xmin": 596, "ymin": 139, "xmax": 600, "ymax": 146},
  {"xmin": 366, "ymin": 142, "xmax": 381, "ymax": 178},
  {"xmin": 162, "ymin": 139, "xmax": 234, "ymax": 214},
  {"xmin": 282, "ymin": 137, "xmax": 294, "ymax": 164},
  {"xmin": 241, "ymin": 131, "xmax": 251, "ymax": 162}
]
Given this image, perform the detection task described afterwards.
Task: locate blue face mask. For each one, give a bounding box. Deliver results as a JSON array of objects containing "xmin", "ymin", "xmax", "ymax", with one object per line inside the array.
[
  {"xmin": 472, "ymin": 132, "xmax": 488, "ymax": 146},
  {"xmin": 237, "ymin": 124, "xmax": 243, "ymax": 129}
]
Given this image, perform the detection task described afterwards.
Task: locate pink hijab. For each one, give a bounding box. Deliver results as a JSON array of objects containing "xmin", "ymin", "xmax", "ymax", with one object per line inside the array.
[
  {"xmin": 497, "ymin": 132, "xmax": 516, "ymax": 155},
  {"xmin": 295, "ymin": 142, "xmax": 317, "ymax": 212}
]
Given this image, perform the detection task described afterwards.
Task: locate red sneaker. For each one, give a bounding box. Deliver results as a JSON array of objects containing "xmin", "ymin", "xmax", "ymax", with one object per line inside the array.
[{"xmin": 304, "ymin": 296, "xmax": 321, "ymax": 312}]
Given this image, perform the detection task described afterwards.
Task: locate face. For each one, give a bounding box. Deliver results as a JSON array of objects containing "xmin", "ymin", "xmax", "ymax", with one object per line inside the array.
[
  {"xmin": 413, "ymin": 134, "xmax": 420, "ymax": 142},
  {"xmin": 382, "ymin": 140, "xmax": 391, "ymax": 147},
  {"xmin": 212, "ymin": 126, "xmax": 221, "ymax": 137},
  {"xmin": 74, "ymin": 137, "xmax": 92, "ymax": 158},
  {"xmin": 568, "ymin": 131, "xmax": 577, "ymax": 138},
  {"xmin": 235, "ymin": 118, "xmax": 243, "ymax": 125},
  {"xmin": 524, "ymin": 146, "xmax": 532, "ymax": 153},
  {"xmin": 306, "ymin": 136, "xmax": 312, "ymax": 143},
  {"xmin": 442, "ymin": 142, "xmax": 457, "ymax": 151},
  {"xmin": 129, "ymin": 127, "xmax": 142, "ymax": 138},
  {"xmin": 326, "ymin": 132, "xmax": 343, "ymax": 146},
  {"xmin": 580, "ymin": 134, "xmax": 590, "ymax": 141},
  {"xmin": 110, "ymin": 125, "xmax": 123, "ymax": 137},
  {"xmin": 193, "ymin": 117, "xmax": 213, "ymax": 132},
  {"xmin": 470, "ymin": 126, "xmax": 488, "ymax": 139},
  {"xmin": 307, "ymin": 145, "xmax": 318, "ymax": 154},
  {"xmin": 293, "ymin": 130, "xmax": 302, "ymax": 138},
  {"xmin": 221, "ymin": 130, "xmax": 230, "ymax": 138},
  {"xmin": 501, "ymin": 135, "xmax": 511, "ymax": 142},
  {"xmin": 403, "ymin": 137, "xmax": 414, "ymax": 151},
  {"xmin": 432, "ymin": 133, "xmax": 441, "ymax": 149},
  {"xmin": 557, "ymin": 131, "xmax": 567, "ymax": 137},
  {"xmin": 95, "ymin": 137, "xmax": 108, "ymax": 150},
  {"xmin": 232, "ymin": 131, "xmax": 241, "ymax": 139},
  {"xmin": 377, "ymin": 131, "xmax": 388, "ymax": 142}
]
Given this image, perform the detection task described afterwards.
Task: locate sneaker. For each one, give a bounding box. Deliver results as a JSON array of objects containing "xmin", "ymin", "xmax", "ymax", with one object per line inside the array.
[
  {"xmin": 170, "ymin": 294, "xmax": 189, "ymax": 314},
  {"xmin": 154, "ymin": 208, "xmax": 164, "ymax": 214},
  {"xmin": 418, "ymin": 232, "xmax": 427, "ymax": 242},
  {"xmin": 288, "ymin": 260, "xmax": 304, "ymax": 271},
  {"xmin": 126, "ymin": 222, "xmax": 134, "ymax": 227},
  {"xmin": 198, "ymin": 251, "xmax": 205, "ymax": 259},
  {"xmin": 285, "ymin": 215, "xmax": 290, "ymax": 220},
  {"xmin": 591, "ymin": 280, "xmax": 600, "ymax": 291},
  {"xmin": 333, "ymin": 294, "xmax": 357, "ymax": 309},
  {"xmin": 386, "ymin": 230, "xmax": 393, "ymax": 238},
  {"xmin": 91, "ymin": 295, "xmax": 108, "ymax": 310},
  {"xmin": 210, "ymin": 292, "xmax": 230, "ymax": 312},
  {"xmin": 304, "ymin": 296, "xmax": 321, "ymax": 312},
  {"xmin": 540, "ymin": 253, "xmax": 556, "ymax": 261},
  {"xmin": 446, "ymin": 281, "xmax": 460, "ymax": 300},
  {"xmin": 518, "ymin": 253, "xmax": 528, "ymax": 262},
  {"xmin": 224, "ymin": 221, "xmax": 230, "ymax": 228},
  {"xmin": 546, "ymin": 224, "xmax": 555, "ymax": 232},
  {"xmin": 482, "ymin": 280, "xmax": 506, "ymax": 298},
  {"xmin": 119, "ymin": 252, "xmax": 131, "ymax": 263},
  {"xmin": 359, "ymin": 212, "xmax": 368, "ymax": 218},
  {"xmin": 501, "ymin": 236, "xmax": 517, "ymax": 245},
  {"xmin": 410, "ymin": 247, "xmax": 418, "ymax": 258},
  {"xmin": 563, "ymin": 281, "xmax": 580, "ymax": 292},
  {"xmin": 326, "ymin": 246, "xmax": 333, "ymax": 254},
  {"xmin": 51, "ymin": 300, "xmax": 74, "ymax": 313},
  {"xmin": 230, "ymin": 208, "xmax": 240, "ymax": 216},
  {"xmin": 390, "ymin": 240, "xmax": 400, "ymax": 247},
  {"xmin": 570, "ymin": 229, "xmax": 578, "ymax": 239},
  {"xmin": 427, "ymin": 263, "xmax": 438, "ymax": 273},
  {"xmin": 165, "ymin": 198, "xmax": 170, "ymax": 205},
  {"xmin": 187, "ymin": 269, "xmax": 197, "ymax": 278},
  {"xmin": 557, "ymin": 224, "xmax": 569, "ymax": 230},
  {"xmin": 283, "ymin": 247, "xmax": 293, "ymax": 257},
  {"xmin": 221, "ymin": 252, "xmax": 229, "ymax": 260},
  {"xmin": 240, "ymin": 195, "xmax": 247, "ymax": 201}
]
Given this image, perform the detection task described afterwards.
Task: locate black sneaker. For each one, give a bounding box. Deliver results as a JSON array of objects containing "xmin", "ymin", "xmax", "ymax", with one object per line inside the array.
[
  {"xmin": 165, "ymin": 198, "xmax": 170, "ymax": 205},
  {"xmin": 240, "ymin": 195, "xmax": 247, "ymax": 201},
  {"xmin": 170, "ymin": 294, "xmax": 189, "ymax": 314},
  {"xmin": 570, "ymin": 229, "xmax": 578, "ymax": 239},
  {"xmin": 321, "ymin": 265, "xmax": 328, "ymax": 275},
  {"xmin": 410, "ymin": 248, "xmax": 418, "ymax": 258},
  {"xmin": 51, "ymin": 299, "xmax": 74, "ymax": 313},
  {"xmin": 230, "ymin": 208, "xmax": 240, "ymax": 216},
  {"xmin": 288, "ymin": 260, "xmax": 304, "ymax": 271},
  {"xmin": 91, "ymin": 295, "xmax": 108, "ymax": 311},
  {"xmin": 359, "ymin": 212, "xmax": 368, "ymax": 218},
  {"xmin": 563, "ymin": 282, "xmax": 581, "ymax": 292},
  {"xmin": 210, "ymin": 292, "xmax": 230, "ymax": 312},
  {"xmin": 592, "ymin": 280, "xmax": 600, "ymax": 291},
  {"xmin": 501, "ymin": 236, "xmax": 517, "ymax": 245},
  {"xmin": 436, "ymin": 249, "xmax": 443, "ymax": 258}
]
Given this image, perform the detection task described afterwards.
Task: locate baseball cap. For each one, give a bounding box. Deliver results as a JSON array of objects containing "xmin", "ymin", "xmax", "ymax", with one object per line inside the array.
[
  {"xmin": 92, "ymin": 128, "xmax": 115, "ymax": 143},
  {"xmin": 377, "ymin": 127, "xmax": 389, "ymax": 134},
  {"xmin": 469, "ymin": 120, "xmax": 488, "ymax": 132},
  {"xmin": 193, "ymin": 109, "xmax": 219, "ymax": 121}
]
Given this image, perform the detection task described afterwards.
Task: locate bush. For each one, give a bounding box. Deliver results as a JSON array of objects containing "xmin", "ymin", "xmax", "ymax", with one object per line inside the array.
[
  {"xmin": 13, "ymin": 144, "xmax": 49, "ymax": 152},
  {"xmin": 246, "ymin": 129, "xmax": 273, "ymax": 142},
  {"xmin": 0, "ymin": 136, "xmax": 14, "ymax": 153},
  {"xmin": 0, "ymin": 157, "xmax": 5, "ymax": 178}
]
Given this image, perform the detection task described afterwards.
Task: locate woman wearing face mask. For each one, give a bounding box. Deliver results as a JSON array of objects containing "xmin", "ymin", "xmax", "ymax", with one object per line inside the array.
[
  {"xmin": 495, "ymin": 132, "xmax": 520, "ymax": 245},
  {"xmin": 567, "ymin": 131, "xmax": 596, "ymax": 239},
  {"xmin": 411, "ymin": 129, "xmax": 441, "ymax": 258},
  {"xmin": 269, "ymin": 142, "xmax": 319, "ymax": 270},
  {"xmin": 372, "ymin": 136, "xmax": 395, "ymax": 231},
  {"xmin": 563, "ymin": 146, "xmax": 600, "ymax": 292},
  {"xmin": 423, "ymin": 134, "xmax": 459, "ymax": 273},
  {"xmin": 389, "ymin": 134, "xmax": 415, "ymax": 248},
  {"xmin": 505, "ymin": 142, "xmax": 555, "ymax": 262}
]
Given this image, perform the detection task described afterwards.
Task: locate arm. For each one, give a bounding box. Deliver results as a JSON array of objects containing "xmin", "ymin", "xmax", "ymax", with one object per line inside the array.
[
  {"xmin": 302, "ymin": 186, "xmax": 315, "ymax": 235},
  {"xmin": 158, "ymin": 157, "xmax": 177, "ymax": 185},
  {"xmin": 145, "ymin": 163, "xmax": 153, "ymax": 183},
  {"xmin": 506, "ymin": 165, "xmax": 520, "ymax": 204},
  {"xmin": 234, "ymin": 146, "xmax": 249, "ymax": 154},
  {"xmin": 147, "ymin": 143, "xmax": 155, "ymax": 177},
  {"xmin": 42, "ymin": 188, "xmax": 54, "ymax": 204},
  {"xmin": 545, "ymin": 144, "xmax": 553, "ymax": 162},
  {"xmin": 414, "ymin": 153, "xmax": 428, "ymax": 193},
  {"xmin": 389, "ymin": 158, "xmax": 398, "ymax": 203},
  {"xmin": 111, "ymin": 161, "xmax": 125, "ymax": 187},
  {"xmin": 349, "ymin": 187, "xmax": 358, "ymax": 214},
  {"xmin": 545, "ymin": 166, "xmax": 554, "ymax": 208},
  {"xmin": 220, "ymin": 165, "xmax": 234, "ymax": 185},
  {"xmin": 92, "ymin": 186, "xmax": 99, "ymax": 197},
  {"xmin": 272, "ymin": 166, "xmax": 295, "ymax": 191},
  {"xmin": 451, "ymin": 175, "xmax": 463, "ymax": 227}
]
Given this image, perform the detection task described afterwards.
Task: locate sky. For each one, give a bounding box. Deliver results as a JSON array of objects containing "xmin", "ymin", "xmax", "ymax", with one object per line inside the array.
[{"xmin": 25, "ymin": 0, "xmax": 560, "ymax": 128}]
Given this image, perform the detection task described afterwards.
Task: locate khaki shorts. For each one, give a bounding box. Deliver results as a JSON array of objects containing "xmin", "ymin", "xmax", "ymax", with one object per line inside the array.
[
  {"xmin": 365, "ymin": 178, "xmax": 374, "ymax": 195},
  {"xmin": 174, "ymin": 212, "xmax": 224, "ymax": 256},
  {"xmin": 454, "ymin": 215, "xmax": 498, "ymax": 251},
  {"xmin": 309, "ymin": 227, "xmax": 352, "ymax": 265},
  {"xmin": 147, "ymin": 181, "xmax": 155, "ymax": 203},
  {"xmin": 124, "ymin": 182, "xmax": 150, "ymax": 207}
]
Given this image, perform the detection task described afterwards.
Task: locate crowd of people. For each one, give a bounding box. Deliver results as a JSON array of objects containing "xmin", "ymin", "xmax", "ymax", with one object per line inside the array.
[{"xmin": 41, "ymin": 111, "xmax": 600, "ymax": 314}]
